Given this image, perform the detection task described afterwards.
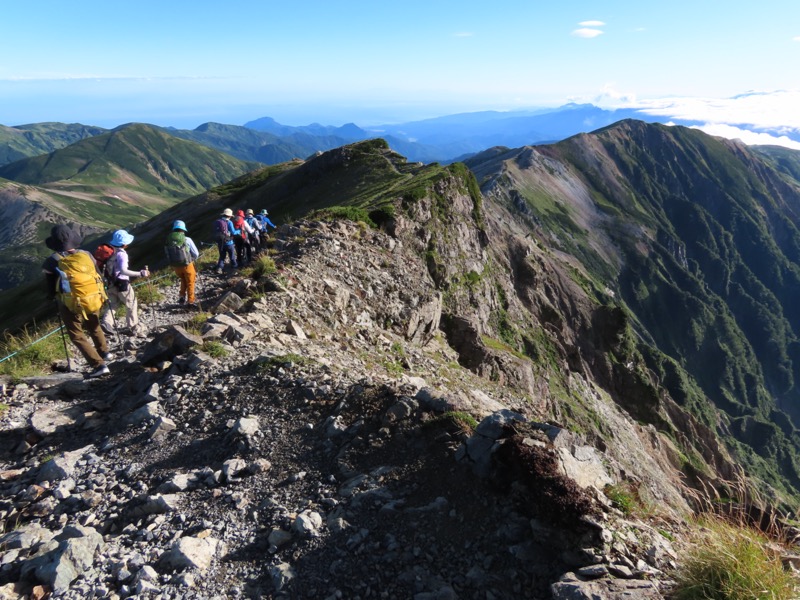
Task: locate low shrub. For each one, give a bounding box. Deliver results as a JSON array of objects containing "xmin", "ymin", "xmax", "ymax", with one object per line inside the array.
[
  {"xmin": 251, "ymin": 255, "xmax": 277, "ymax": 280},
  {"xmin": 604, "ymin": 483, "xmax": 637, "ymax": 516},
  {"xmin": 672, "ymin": 517, "xmax": 797, "ymax": 600},
  {"xmin": 135, "ymin": 281, "xmax": 165, "ymax": 305},
  {"xmin": 201, "ymin": 341, "xmax": 228, "ymax": 358}
]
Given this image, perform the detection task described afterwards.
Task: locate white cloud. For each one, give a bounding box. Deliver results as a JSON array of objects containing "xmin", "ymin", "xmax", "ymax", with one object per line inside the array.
[
  {"xmin": 593, "ymin": 89, "xmax": 800, "ymax": 150},
  {"xmin": 593, "ymin": 84, "xmax": 638, "ymax": 105},
  {"xmin": 689, "ymin": 122, "xmax": 800, "ymax": 150},
  {"xmin": 572, "ymin": 28, "xmax": 603, "ymax": 39},
  {"xmin": 630, "ymin": 90, "xmax": 800, "ymax": 129},
  {"xmin": 579, "ymin": 20, "xmax": 605, "ymax": 27},
  {"xmin": 793, "ymin": 36, "xmax": 800, "ymax": 42}
]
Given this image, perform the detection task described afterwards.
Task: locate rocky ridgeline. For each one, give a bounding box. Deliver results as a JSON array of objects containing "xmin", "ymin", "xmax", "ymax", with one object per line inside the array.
[{"xmin": 0, "ymin": 219, "xmax": 698, "ymax": 599}]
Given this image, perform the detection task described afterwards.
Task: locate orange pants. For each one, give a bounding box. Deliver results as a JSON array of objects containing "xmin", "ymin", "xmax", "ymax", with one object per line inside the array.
[{"xmin": 173, "ymin": 262, "xmax": 197, "ymax": 303}]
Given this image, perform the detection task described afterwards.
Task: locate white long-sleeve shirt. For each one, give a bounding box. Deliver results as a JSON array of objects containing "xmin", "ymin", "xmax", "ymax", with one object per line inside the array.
[{"xmin": 112, "ymin": 248, "xmax": 142, "ymax": 281}]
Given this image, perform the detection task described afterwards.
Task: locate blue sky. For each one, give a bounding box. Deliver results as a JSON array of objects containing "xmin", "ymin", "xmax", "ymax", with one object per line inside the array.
[{"xmin": 2, "ymin": 0, "xmax": 799, "ymax": 143}]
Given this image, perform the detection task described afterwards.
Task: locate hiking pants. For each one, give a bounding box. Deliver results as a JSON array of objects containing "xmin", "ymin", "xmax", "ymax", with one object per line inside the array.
[
  {"xmin": 173, "ymin": 262, "xmax": 196, "ymax": 303},
  {"xmin": 59, "ymin": 302, "xmax": 108, "ymax": 368},
  {"xmin": 234, "ymin": 236, "xmax": 247, "ymax": 266},
  {"xmin": 101, "ymin": 281, "xmax": 140, "ymax": 333},
  {"xmin": 217, "ymin": 241, "xmax": 237, "ymax": 269}
]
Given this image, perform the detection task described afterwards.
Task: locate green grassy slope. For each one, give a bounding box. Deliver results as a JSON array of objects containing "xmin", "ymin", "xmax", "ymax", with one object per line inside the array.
[
  {"xmin": 0, "ymin": 123, "xmax": 262, "ymax": 193},
  {"xmin": 468, "ymin": 120, "xmax": 800, "ymax": 499},
  {"xmin": 0, "ymin": 122, "xmax": 107, "ymax": 166},
  {"xmin": 0, "ymin": 125, "xmax": 264, "ymax": 293}
]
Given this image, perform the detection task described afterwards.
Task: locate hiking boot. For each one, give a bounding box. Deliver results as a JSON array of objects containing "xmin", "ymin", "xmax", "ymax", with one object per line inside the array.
[
  {"xmin": 86, "ymin": 364, "xmax": 110, "ymax": 379},
  {"xmin": 187, "ymin": 302, "xmax": 199, "ymax": 310},
  {"xmin": 101, "ymin": 352, "xmax": 114, "ymax": 362},
  {"xmin": 215, "ymin": 267, "xmax": 223, "ymax": 275},
  {"xmin": 178, "ymin": 297, "xmax": 186, "ymax": 305}
]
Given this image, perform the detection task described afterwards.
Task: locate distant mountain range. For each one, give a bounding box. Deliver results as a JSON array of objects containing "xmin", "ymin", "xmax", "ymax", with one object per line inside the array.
[
  {"xmin": 0, "ymin": 103, "xmax": 709, "ymax": 170},
  {"xmin": 2, "ymin": 102, "xmax": 796, "ymax": 171}
]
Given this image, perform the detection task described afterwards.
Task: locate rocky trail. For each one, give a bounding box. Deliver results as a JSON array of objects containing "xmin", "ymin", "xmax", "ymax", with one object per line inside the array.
[{"xmin": 0, "ymin": 220, "xmax": 689, "ymax": 599}]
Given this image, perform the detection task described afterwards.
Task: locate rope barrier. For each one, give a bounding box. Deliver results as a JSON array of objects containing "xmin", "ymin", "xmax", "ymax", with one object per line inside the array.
[
  {"xmin": 0, "ymin": 273, "xmax": 173, "ymax": 365},
  {"xmin": 132, "ymin": 272, "xmax": 172, "ymax": 288},
  {"xmin": 0, "ymin": 231, "xmax": 266, "ymax": 367},
  {"xmin": 0, "ymin": 325, "xmax": 65, "ymax": 364}
]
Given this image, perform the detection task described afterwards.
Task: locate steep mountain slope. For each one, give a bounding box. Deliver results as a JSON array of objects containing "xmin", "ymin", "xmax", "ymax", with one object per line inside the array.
[
  {"xmin": 0, "ymin": 216, "xmax": 692, "ymax": 599},
  {"xmin": 0, "ymin": 125, "xmax": 261, "ymax": 292},
  {"xmin": 5, "ymin": 134, "xmax": 800, "ymax": 596},
  {"xmin": 9, "ymin": 135, "xmax": 792, "ymax": 599},
  {"xmin": 467, "ymin": 121, "xmax": 800, "ymax": 500}
]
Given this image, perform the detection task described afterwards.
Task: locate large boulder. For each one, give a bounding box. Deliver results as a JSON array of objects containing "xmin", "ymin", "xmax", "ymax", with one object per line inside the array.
[{"xmin": 140, "ymin": 326, "xmax": 202, "ymax": 366}]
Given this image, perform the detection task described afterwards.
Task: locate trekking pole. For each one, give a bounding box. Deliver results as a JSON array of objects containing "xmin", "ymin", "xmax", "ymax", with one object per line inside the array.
[
  {"xmin": 145, "ymin": 265, "xmax": 157, "ymax": 330},
  {"xmin": 55, "ymin": 305, "xmax": 73, "ymax": 372},
  {"xmin": 105, "ymin": 299, "xmax": 123, "ymax": 348},
  {"xmin": 196, "ymin": 266, "xmax": 206, "ymax": 312}
]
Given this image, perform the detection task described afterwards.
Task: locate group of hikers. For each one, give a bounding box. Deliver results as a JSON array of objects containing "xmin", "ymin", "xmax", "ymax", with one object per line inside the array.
[
  {"xmin": 41, "ymin": 206, "xmax": 275, "ymax": 378},
  {"xmin": 214, "ymin": 207, "xmax": 275, "ymax": 273}
]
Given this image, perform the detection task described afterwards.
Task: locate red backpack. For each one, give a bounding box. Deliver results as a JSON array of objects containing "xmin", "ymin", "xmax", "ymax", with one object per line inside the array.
[
  {"xmin": 92, "ymin": 243, "xmax": 118, "ymax": 283},
  {"xmin": 232, "ymin": 216, "xmax": 247, "ymax": 239}
]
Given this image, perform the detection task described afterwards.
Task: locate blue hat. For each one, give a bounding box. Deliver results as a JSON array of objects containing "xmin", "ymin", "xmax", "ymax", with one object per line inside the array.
[
  {"xmin": 110, "ymin": 229, "xmax": 134, "ymax": 247},
  {"xmin": 172, "ymin": 220, "xmax": 187, "ymax": 231}
]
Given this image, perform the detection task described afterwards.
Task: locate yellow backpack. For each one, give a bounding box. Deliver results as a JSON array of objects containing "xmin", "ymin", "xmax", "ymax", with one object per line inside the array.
[{"xmin": 56, "ymin": 251, "xmax": 108, "ymax": 316}]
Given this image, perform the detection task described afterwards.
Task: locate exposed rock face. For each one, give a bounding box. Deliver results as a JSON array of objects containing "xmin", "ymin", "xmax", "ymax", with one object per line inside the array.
[{"xmin": 0, "ymin": 177, "xmax": 766, "ymax": 598}]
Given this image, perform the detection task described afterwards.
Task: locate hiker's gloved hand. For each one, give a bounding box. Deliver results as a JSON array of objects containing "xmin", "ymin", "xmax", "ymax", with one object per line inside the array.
[{"xmin": 139, "ymin": 269, "xmax": 149, "ymax": 278}]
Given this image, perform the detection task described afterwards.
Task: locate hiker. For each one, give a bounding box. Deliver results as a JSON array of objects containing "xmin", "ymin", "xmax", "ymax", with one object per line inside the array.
[
  {"xmin": 214, "ymin": 208, "xmax": 238, "ymax": 274},
  {"xmin": 231, "ymin": 209, "xmax": 255, "ymax": 266},
  {"xmin": 100, "ymin": 229, "xmax": 149, "ymax": 337},
  {"xmin": 245, "ymin": 208, "xmax": 262, "ymax": 255},
  {"xmin": 42, "ymin": 224, "xmax": 111, "ymax": 378},
  {"xmin": 165, "ymin": 220, "xmax": 200, "ymax": 308},
  {"xmin": 258, "ymin": 209, "xmax": 276, "ymax": 246}
]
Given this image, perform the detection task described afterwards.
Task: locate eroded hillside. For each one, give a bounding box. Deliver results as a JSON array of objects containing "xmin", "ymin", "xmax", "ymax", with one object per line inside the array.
[{"xmin": 468, "ymin": 121, "xmax": 800, "ymax": 504}]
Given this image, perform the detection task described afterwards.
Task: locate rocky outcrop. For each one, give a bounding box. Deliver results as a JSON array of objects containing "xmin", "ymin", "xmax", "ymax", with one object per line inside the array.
[{"xmin": 0, "ymin": 194, "xmax": 772, "ymax": 599}]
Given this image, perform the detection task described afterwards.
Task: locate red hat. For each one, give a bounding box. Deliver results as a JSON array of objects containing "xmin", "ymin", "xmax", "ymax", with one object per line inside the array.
[{"xmin": 236, "ymin": 209, "xmax": 245, "ymax": 217}]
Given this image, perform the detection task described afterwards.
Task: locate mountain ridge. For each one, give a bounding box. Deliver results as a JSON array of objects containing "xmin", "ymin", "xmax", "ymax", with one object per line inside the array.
[{"xmin": 3, "ymin": 128, "xmax": 800, "ymax": 596}]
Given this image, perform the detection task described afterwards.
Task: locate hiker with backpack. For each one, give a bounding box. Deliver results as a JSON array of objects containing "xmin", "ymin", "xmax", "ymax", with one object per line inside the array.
[
  {"xmin": 258, "ymin": 209, "xmax": 276, "ymax": 246},
  {"xmin": 100, "ymin": 230, "xmax": 149, "ymax": 338},
  {"xmin": 42, "ymin": 224, "xmax": 111, "ymax": 378},
  {"xmin": 245, "ymin": 208, "xmax": 262, "ymax": 255},
  {"xmin": 164, "ymin": 220, "xmax": 200, "ymax": 308},
  {"xmin": 231, "ymin": 209, "xmax": 255, "ymax": 266},
  {"xmin": 214, "ymin": 208, "xmax": 238, "ymax": 274}
]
